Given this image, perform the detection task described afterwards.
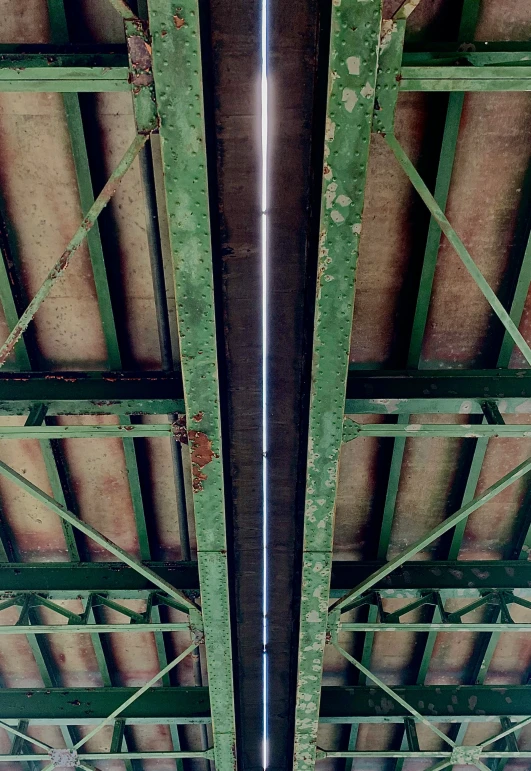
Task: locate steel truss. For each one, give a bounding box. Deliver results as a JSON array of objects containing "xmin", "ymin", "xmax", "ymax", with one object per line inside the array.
[
  {"xmin": 0, "ymin": 1, "xmax": 235, "ymax": 769},
  {"xmin": 294, "ymin": 1, "xmax": 531, "ymax": 770}
]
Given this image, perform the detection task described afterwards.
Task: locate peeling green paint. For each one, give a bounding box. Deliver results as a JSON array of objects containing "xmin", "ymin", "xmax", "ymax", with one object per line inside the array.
[{"xmin": 293, "ymin": 2, "xmax": 382, "ymax": 768}]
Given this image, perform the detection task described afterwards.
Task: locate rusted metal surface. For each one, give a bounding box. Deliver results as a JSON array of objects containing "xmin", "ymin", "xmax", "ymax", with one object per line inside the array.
[{"xmin": 188, "ymin": 430, "xmax": 217, "ymax": 494}]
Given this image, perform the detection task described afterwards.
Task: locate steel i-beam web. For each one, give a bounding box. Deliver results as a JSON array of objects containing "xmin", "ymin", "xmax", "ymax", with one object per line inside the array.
[
  {"xmin": 147, "ymin": 2, "xmax": 237, "ymax": 769},
  {"xmin": 292, "ymin": 2, "xmax": 382, "ymax": 768}
]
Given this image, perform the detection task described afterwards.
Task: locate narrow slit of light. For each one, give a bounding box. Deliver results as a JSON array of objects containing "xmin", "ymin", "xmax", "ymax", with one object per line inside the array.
[{"xmin": 261, "ymin": 0, "xmax": 269, "ymax": 765}]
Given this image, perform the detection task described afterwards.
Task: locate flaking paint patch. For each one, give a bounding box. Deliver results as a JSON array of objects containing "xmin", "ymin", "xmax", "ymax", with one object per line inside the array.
[
  {"xmin": 342, "ymin": 87, "xmax": 358, "ymax": 113},
  {"xmin": 325, "ymin": 182, "xmax": 337, "ymax": 209},
  {"xmin": 325, "ymin": 116, "xmax": 336, "ymax": 142},
  {"xmin": 361, "ymin": 81, "xmax": 374, "ymax": 98},
  {"xmin": 331, "ymin": 210, "xmax": 345, "ymax": 224},
  {"xmin": 352, "ymin": 223, "xmax": 362, "ymax": 234},
  {"xmin": 346, "ymin": 56, "xmax": 360, "ymax": 75},
  {"xmin": 405, "ymin": 423, "xmax": 421, "ymax": 432},
  {"xmin": 336, "ymin": 194, "xmax": 352, "ymax": 207},
  {"xmin": 379, "ymin": 19, "xmax": 396, "ymax": 52},
  {"xmin": 371, "ymin": 399, "xmax": 407, "ymax": 414}
]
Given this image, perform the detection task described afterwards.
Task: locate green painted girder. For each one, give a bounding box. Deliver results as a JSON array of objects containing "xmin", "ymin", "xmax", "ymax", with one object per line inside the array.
[
  {"xmin": 0, "ymin": 52, "xmax": 128, "ymax": 91},
  {"xmin": 346, "ymin": 368, "xmax": 531, "ymax": 414},
  {"xmin": 1, "ymin": 685, "xmax": 527, "ymax": 724},
  {"xmin": 320, "ymin": 752, "xmax": 528, "ymax": 760},
  {"xmin": 0, "ymin": 752, "xmax": 212, "ymax": 762},
  {"xmin": 4, "ymin": 49, "xmax": 531, "ymax": 92},
  {"xmin": 341, "ymin": 623, "xmax": 531, "ymax": 632},
  {"xmin": 399, "ymin": 66, "xmax": 531, "ymax": 91},
  {"xmin": 0, "ymin": 425, "xmax": 179, "ymax": 439},
  {"xmin": 0, "ymin": 52, "xmax": 127, "ymax": 68},
  {"xmin": 0, "ymin": 425, "xmax": 175, "ymax": 439},
  {"xmin": 0, "ymin": 561, "xmax": 198, "ymax": 594},
  {"xmin": 6, "ymin": 559, "xmax": 531, "ymax": 597},
  {"xmin": 148, "ymin": 2, "xmax": 236, "ymax": 769},
  {"xmin": 0, "ymin": 688, "xmax": 209, "ymax": 721},
  {"xmin": 4, "ymin": 367, "xmax": 531, "ymax": 418},
  {"xmin": 0, "ymin": 623, "xmax": 190, "ymax": 634},
  {"xmin": 0, "ymin": 371, "xmax": 183, "ymax": 415},
  {"xmin": 343, "ymin": 421, "xmax": 531, "ymax": 440},
  {"xmin": 319, "ymin": 686, "xmax": 531, "ymax": 721},
  {"xmin": 330, "ymin": 560, "xmax": 531, "ymax": 593},
  {"xmin": 293, "ymin": 2, "xmax": 382, "ymax": 769}
]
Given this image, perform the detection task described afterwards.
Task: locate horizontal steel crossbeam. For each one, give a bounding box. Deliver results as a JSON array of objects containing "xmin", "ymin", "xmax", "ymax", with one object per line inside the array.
[
  {"xmin": 4, "ymin": 559, "xmax": 530, "ymax": 597},
  {"xmin": 0, "ymin": 688, "xmax": 210, "ymax": 721},
  {"xmin": 1, "ymin": 685, "xmax": 526, "ymax": 723},
  {"xmin": 346, "ymin": 369, "xmax": 531, "ymax": 413},
  {"xmin": 320, "ymin": 686, "xmax": 531, "ymax": 721},
  {"xmin": 0, "ymin": 368, "xmax": 530, "ymax": 417},
  {"xmin": 0, "ymin": 371, "xmax": 183, "ymax": 415},
  {"xmin": 343, "ymin": 421, "xmax": 531, "ymax": 440},
  {"xmin": 1, "ymin": 47, "xmax": 531, "ymax": 92},
  {"xmin": 329, "ymin": 560, "xmax": 531, "ymax": 594},
  {"xmin": 0, "ymin": 561, "xmax": 199, "ymax": 595}
]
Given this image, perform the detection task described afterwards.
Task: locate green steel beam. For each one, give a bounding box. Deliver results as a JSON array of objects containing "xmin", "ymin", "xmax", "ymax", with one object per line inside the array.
[
  {"xmin": 399, "ymin": 68, "xmax": 531, "ymax": 91},
  {"xmin": 343, "ymin": 421, "xmax": 531, "ymax": 439},
  {"xmin": 293, "ymin": 2, "xmax": 382, "ymax": 769},
  {"xmin": 0, "ymin": 752, "xmax": 212, "ymax": 762},
  {"xmin": 346, "ymin": 369, "xmax": 531, "ymax": 414},
  {"xmin": 402, "ymin": 42, "xmax": 531, "ymax": 58},
  {"xmin": 340, "ymin": 623, "xmax": 531, "ymax": 632},
  {"xmin": 0, "ymin": 424, "xmax": 175, "ymax": 438},
  {"xmin": 8, "ymin": 559, "xmax": 531, "ymax": 596},
  {"xmin": 320, "ymin": 752, "xmax": 529, "ymax": 760},
  {"xmin": 3, "ymin": 367, "xmax": 531, "ymax": 416},
  {"xmin": 148, "ymin": 2, "xmax": 236, "ymax": 769},
  {"xmin": 2, "ymin": 685, "xmax": 530, "ymax": 723},
  {"xmin": 0, "ymin": 561, "xmax": 198, "ymax": 593},
  {"xmin": 3, "ymin": 51, "xmax": 531, "ymax": 92},
  {"xmin": 318, "ymin": 686, "xmax": 531, "ymax": 721},
  {"xmin": 0, "ymin": 624, "xmax": 190, "ymax": 634},
  {"xmin": 0, "ymin": 371, "xmax": 183, "ymax": 414}
]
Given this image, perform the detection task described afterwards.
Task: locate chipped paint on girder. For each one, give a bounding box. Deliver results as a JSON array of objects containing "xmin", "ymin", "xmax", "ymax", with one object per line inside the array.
[
  {"xmin": 148, "ymin": 2, "xmax": 236, "ymax": 769},
  {"xmin": 292, "ymin": 2, "xmax": 383, "ymax": 769}
]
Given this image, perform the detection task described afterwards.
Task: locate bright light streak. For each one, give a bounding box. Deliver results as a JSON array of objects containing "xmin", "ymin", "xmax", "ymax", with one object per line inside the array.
[{"xmin": 261, "ymin": 0, "xmax": 269, "ymax": 764}]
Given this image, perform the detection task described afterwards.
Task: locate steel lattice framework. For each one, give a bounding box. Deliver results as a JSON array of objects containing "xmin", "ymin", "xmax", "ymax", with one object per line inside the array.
[
  {"xmin": 293, "ymin": 1, "xmax": 531, "ymax": 770},
  {"xmin": 0, "ymin": 1, "xmax": 530, "ymax": 770},
  {"xmin": 0, "ymin": 1, "xmax": 235, "ymax": 770}
]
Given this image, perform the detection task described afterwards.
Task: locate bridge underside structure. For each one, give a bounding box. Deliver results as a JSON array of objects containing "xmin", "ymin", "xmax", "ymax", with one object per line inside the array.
[{"xmin": 0, "ymin": 2, "xmax": 531, "ymax": 771}]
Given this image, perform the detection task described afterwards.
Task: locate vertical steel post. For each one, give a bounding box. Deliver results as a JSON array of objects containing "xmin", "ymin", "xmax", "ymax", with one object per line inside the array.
[
  {"xmin": 292, "ymin": 2, "xmax": 382, "ymax": 769},
  {"xmin": 148, "ymin": 2, "xmax": 236, "ymax": 769}
]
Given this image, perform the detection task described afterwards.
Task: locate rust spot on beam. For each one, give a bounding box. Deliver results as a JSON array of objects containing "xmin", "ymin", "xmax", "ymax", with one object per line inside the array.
[
  {"xmin": 173, "ymin": 14, "xmax": 186, "ymax": 29},
  {"xmin": 188, "ymin": 430, "xmax": 217, "ymax": 492}
]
